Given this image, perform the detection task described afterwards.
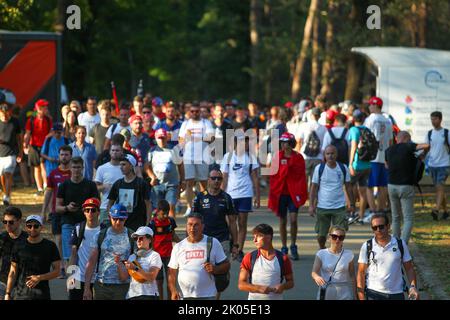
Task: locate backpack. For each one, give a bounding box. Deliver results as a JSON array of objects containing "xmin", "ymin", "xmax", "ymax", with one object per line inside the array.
[
  {"xmin": 303, "ymin": 131, "xmax": 322, "ymax": 157},
  {"xmin": 328, "ymin": 128, "xmax": 349, "ymax": 165},
  {"xmin": 357, "ymin": 127, "xmax": 379, "ymax": 161},
  {"xmin": 248, "ymin": 249, "xmax": 286, "ymax": 284},
  {"xmin": 428, "ymin": 128, "xmax": 450, "ymax": 154},
  {"xmin": 317, "ymin": 162, "xmax": 347, "ymax": 190},
  {"xmin": 366, "ymin": 237, "xmax": 408, "ymax": 292},
  {"xmin": 42, "ymin": 136, "xmax": 70, "ymax": 156},
  {"xmin": 206, "ymin": 236, "xmax": 230, "ymax": 292}
]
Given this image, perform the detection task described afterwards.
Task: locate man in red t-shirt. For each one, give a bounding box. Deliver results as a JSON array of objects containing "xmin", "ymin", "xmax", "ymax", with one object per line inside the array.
[
  {"xmin": 148, "ymin": 200, "xmax": 180, "ymax": 300},
  {"xmin": 24, "ymin": 99, "xmax": 53, "ymax": 195},
  {"xmin": 41, "ymin": 145, "xmax": 72, "ymax": 278}
]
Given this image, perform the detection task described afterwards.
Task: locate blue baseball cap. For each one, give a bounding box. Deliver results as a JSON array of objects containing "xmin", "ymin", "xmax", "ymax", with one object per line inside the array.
[{"xmin": 109, "ymin": 203, "xmax": 128, "ymax": 219}]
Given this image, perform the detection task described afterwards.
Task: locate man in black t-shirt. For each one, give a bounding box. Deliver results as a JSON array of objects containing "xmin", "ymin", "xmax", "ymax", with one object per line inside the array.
[
  {"xmin": 108, "ymin": 154, "xmax": 151, "ymax": 231},
  {"xmin": 211, "ymin": 104, "xmax": 234, "ymax": 161},
  {"xmin": 192, "ymin": 168, "xmax": 238, "ymax": 259},
  {"xmin": 0, "ymin": 102, "xmax": 23, "ymax": 206},
  {"xmin": 385, "ymin": 131, "xmax": 429, "ymax": 243},
  {"xmin": 5, "ymin": 215, "xmax": 60, "ymax": 300},
  {"xmin": 0, "ymin": 207, "xmax": 27, "ymax": 299},
  {"xmin": 55, "ymin": 157, "xmax": 99, "ymax": 272}
]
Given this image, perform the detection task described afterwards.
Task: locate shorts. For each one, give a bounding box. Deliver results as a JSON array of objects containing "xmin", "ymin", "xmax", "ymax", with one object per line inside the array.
[
  {"xmin": 368, "ymin": 162, "xmax": 388, "ymax": 188},
  {"xmin": 0, "ymin": 155, "xmax": 17, "ymax": 174},
  {"xmin": 156, "ymin": 257, "xmax": 170, "ymax": 281},
  {"xmin": 184, "ymin": 163, "xmax": 209, "ymax": 181},
  {"xmin": 350, "ymin": 169, "xmax": 371, "ymax": 187},
  {"xmin": 278, "ymin": 194, "xmax": 299, "ymax": 217},
  {"xmin": 315, "ymin": 207, "xmax": 348, "ymax": 237},
  {"xmin": 233, "ymin": 197, "xmax": 252, "ymax": 213},
  {"xmin": 429, "ymin": 166, "xmax": 450, "ymax": 186},
  {"xmin": 61, "ymin": 224, "xmax": 75, "ymax": 260},
  {"xmin": 49, "ymin": 212, "xmax": 62, "ymax": 235},
  {"xmin": 28, "ymin": 145, "xmax": 42, "ymax": 166},
  {"xmin": 306, "ymin": 159, "xmax": 322, "ymax": 179},
  {"xmin": 151, "ymin": 184, "xmax": 178, "ymax": 207}
]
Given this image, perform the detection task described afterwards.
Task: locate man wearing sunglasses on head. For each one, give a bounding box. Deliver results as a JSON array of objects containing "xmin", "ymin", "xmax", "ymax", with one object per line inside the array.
[
  {"xmin": 5, "ymin": 215, "xmax": 61, "ymax": 300},
  {"xmin": 357, "ymin": 213, "xmax": 419, "ymax": 300},
  {"xmin": 0, "ymin": 207, "xmax": 27, "ymax": 299}
]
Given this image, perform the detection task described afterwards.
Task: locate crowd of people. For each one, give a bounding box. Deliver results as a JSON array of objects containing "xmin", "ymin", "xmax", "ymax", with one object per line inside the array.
[{"xmin": 0, "ymin": 90, "xmax": 448, "ymax": 300}]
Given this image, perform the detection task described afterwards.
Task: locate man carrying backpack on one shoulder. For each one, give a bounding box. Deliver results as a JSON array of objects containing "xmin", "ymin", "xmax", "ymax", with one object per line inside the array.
[
  {"xmin": 357, "ymin": 213, "xmax": 419, "ymax": 300},
  {"xmin": 385, "ymin": 131, "xmax": 429, "ymax": 243},
  {"xmin": 426, "ymin": 111, "xmax": 450, "ymax": 221},
  {"xmin": 238, "ymin": 223, "xmax": 294, "ymax": 300}
]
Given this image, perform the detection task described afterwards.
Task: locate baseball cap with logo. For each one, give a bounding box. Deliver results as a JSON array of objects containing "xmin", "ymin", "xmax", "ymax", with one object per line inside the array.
[
  {"xmin": 26, "ymin": 215, "xmax": 44, "ymax": 225},
  {"xmin": 280, "ymin": 132, "xmax": 295, "ymax": 142},
  {"xmin": 82, "ymin": 198, "xmax": 100, "ymax": 209},
  {"xmin": 155, "ymin": 128, "xmax": 167, "ymax": 139},
  {"xmin": 109, "ymin": 203, "xmax": 128, "ymax": 218},
  {"xmin": 368, "ymin": 96, "xmax": 383, "ymax": 108}
]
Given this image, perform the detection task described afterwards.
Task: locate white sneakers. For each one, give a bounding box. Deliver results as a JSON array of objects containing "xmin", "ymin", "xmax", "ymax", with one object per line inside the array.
[
  {"xmin": 183, "ymin": 207, "xmax": 192, "ymax": 217},
  {"xmin": 3, "ymin": 195, "xmax": 10, "ymax": 206}
]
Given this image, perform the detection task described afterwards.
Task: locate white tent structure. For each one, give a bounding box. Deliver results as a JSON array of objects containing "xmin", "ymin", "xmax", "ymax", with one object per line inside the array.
[{"xmin": 352, "ymin": 47, "xmax": 450, "ymax": 142}]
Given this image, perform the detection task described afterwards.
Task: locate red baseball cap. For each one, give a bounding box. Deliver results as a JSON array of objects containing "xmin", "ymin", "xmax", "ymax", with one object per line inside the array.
[
  {"xmin": 368, "ymin": 96, "xmax": 383, "ymax": 108},
  {"xmin": 280, "ymin": 132, "xmax": 295, "ymax": 142},
  {"xmin": 128, "ymin": 114, "xmax": 143, "ymax": 125},
  {"xmin": 284, "ymin": 101, "xmax": 294, "ymax": 108},
  {"xmin": 155, "ymin": 128, "xmax": 167, "ymax": 139},
  {"xmin": 326, "ymin": 109, "xmax": 339, "ymax": 121},
  {"xmin": 82, "ymin": 198, "xmax": 100, "ymax": 209},
  {"xmin": 34, "ymin": 99, "xmax": 49, "ymax": 109}
]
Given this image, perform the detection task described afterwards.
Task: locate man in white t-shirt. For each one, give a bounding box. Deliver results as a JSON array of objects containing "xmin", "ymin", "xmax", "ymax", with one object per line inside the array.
[
  {"xmin": 426, "ymin": 111, "xmax": 450, "ymax": 221},
  {"xmin": 309, "ymin": 145, "xmax": 355, "ymax": 249},
  {"xmin": 363, "ymin": 97, "xmax": 393, "ymax": 214},
  {"xmin": 168, "ymin": 212, "xmax": 229, "ymax": 300},
  {"xmin": 238, "ymin": 223, "xmax": 294, "ymax": 300},
  {"xmin": 77, "ymin": 97, "xmax": 100, "ymax": 143},
  {"xmin": 357, "ymin": 213, "xmax": 419, "ymax": 300},
  {"xmin": 94, "ymin": 144, "xmax": 124, "ymax": 224},
  {"xmin": 68, "ymin": 198, "xmax": 101, "ymax": 300},
  {"xmin": 103, "ymin": 107, "xmax": 131, "ymax": 150},
  {"xmin": 178, "ymin": 104, "xmax": 214, "ymax": 216},
  {"xmin": 297, "ymin": 108, "xmax": 327, "ymax": 189}
]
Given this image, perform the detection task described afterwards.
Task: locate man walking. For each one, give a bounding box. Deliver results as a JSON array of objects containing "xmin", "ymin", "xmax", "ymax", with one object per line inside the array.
[
  {"xmin": 168, "ymin": 212, "xmax": 229, "ymax": 300},
  {"xmin": 5, "ymin": 215, "xmax": 61, "ymax": 300},
  {"xmin": 77, "ymin": 97, "xmax": 100, "ymax": 142},
  {"xmin": 89, "ymin": 103, "xmax": 111, "ymax": 155},
  {"xmin": 154, "ymin": 103, "xmax": 183, "ymax": 149},
  {"xmin": 41, "ymin": 123, "xmax": 70, "ymax": 179},
  {"xmin": 357, "ymin": 213, "xmax": 419, "ymax": 300},
  {"xmin": 104, "ymin": 107, "xmax": 131, "ymax": 150},
  {"xmin": 309, "ymin": 145, "xmax": 354, "ymax": 249},
  {"xmin": 426, "ymin": 111, "xmax": 450, "ymax": 220}
]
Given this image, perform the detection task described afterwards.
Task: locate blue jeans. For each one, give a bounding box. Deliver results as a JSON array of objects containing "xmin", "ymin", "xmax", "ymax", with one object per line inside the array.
[
  {"xmin": 61, "ymin": 224, "xmax": 75, "ymax": 260},
  {"xmin": 151, "ymin": 184, "xmax": 178, "ymax": 208}
]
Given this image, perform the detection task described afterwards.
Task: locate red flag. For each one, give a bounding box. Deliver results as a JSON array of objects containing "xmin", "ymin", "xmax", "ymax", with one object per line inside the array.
[{"xmin": 111, "ymin": 81, "xmax": 119, "ymax": 115}]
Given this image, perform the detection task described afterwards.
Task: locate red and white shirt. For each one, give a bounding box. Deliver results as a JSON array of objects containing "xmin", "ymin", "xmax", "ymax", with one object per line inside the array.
[{"xmin": 47, "ymin": 167, "xmax": 71, "ymax": 212}]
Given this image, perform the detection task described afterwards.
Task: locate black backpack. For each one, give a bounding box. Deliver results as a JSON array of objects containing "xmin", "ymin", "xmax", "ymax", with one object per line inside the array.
[
  {"xmin": 206, "ymin": 236, "xmax": 230, "ymax": 292},
  {"xmin": 428, "ymin": 128, "xmax": 450, "ymax": 154},
  {"xmin": 303, "ymin": 131, "xmax": 322, "ymax": 157},
  {"xmin": 357, "ymin": 127, "xmax": 379, "ymax": 161},
  {"xmin": 328, "ymin": 128, "xmax": 349, "ymax": 165}
]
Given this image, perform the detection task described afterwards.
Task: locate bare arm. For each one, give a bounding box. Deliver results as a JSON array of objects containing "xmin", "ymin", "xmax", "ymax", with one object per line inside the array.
[
  {"xmin": 349, "ymin": 140, "xmax": 358, "ymax": 175},
  {"xmin": 5, "ymin": 262, "xmax": 18, "ymax": 300},
  {"xmin": 226, "ymin": 214, "xmax": 238, "ymax": 249},
  {"xmin": 308, "ymin": 183, "xmax": 318, "ymax": 216},
  {"xmin": 404, "ymin": 260, "xmax": 419, "ymax": 300},
  {"xmin": 221, "ymin": 172, "xmax": 228, "ymax": 191},
  {"xmin": 171, "ymin": 230, "xmax": 181, "ymax": 243},
  {"xmin": 168, "ymin": 268, "xmax": 180, "ymax": 300},
  {"xmin": 145, "ymin": 199, "xmax": 152, "ymax": 225},
  {"xmin": 251, "ymin": 169, "xmax": 260, "ymax": 208},
  {"xmin": 41, "ymin": 188, "xmax": 53, "ymax": 221},
  {"xmin": 83, "ymin": 248, "xmax": 99, "ymax": 300},
  {"xmin": 238, "ymin": 268, "xmax": 273, "ymax": 294},
  {"xmin": 68, "ymin": 246, "xmax": 78, "ymax": 269},
  {"xmin": 356, "ymin": 263, "xmax": 368, "ymax": 300},
  {"xmin": 311, "ymin": 255, "xmax": 326, "ymax": 286},
  {"xmin": 348, "ymin": 260, "xmax": 357, "ymax": 299}
]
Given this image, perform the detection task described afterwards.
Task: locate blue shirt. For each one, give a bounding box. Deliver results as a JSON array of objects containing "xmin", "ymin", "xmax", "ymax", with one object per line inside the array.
[
  {"xmin": 129, "ymin": 133, "xmax": 152, "ymax": 163},
  {"xmin": 347, "ymin": 125, "xmax": 372, "ymax": 171},
  {"xmin": 41, "ymin": 136, "xmax": 70, "ymax": 177},
  {"xmin": 154, "ymin": 120, "xmax": 183, "ymax": 149},
  {"xmin": 70, "ymin": 142, "xmax": 97, "ymax": 180}
]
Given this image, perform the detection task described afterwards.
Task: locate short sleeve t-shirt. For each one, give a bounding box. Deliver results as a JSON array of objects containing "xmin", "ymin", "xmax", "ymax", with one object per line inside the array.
[
  {"xmin": 148, "ymin": 147, "xmax": 180, "ymax": 186},
  {"xmin": 126, "ymin": 250, "xmax": 162, "ymax": 299},
  {"xmin": 70, "ymin": 224, "xmax": 100, "ymax": 282},
  {"xmin": 89, "ymin": 123, "xmax": 110, "ymax": 155},
  {"xmin": 11, "ymin": 239, "xmax": 60, "ymax": 300},
  {"xmin": 0, "ymin": 118, "xmax": 21, "ymax": 156},
  {"xmin": 47, "ymin": 167, "xmax": 71, "ymax": 212},
  {"xmin": 41, "ymin": 136, "xmax": 69, "ymax": 177},
  {"xmin": 91, "ymin": 228, "xmax": 131, "ymax": 284},
  {"xmin": 364, "ymin": 113, "xmax": 393, "ymax": 163},
  {"xmin": 316, "ymin": 249, "xmax": 354, "ymax": 283},
  {"xmin": 312, "ymin": 163, "xmax": 350, "ymax": 209},
  {"xmin": 154, "ymin": 120, "xmax": 183, "ymax": 149},
  {"xmin": 179, "ymin": 119, "xmax": 214, "ymax": 163},
  {"xmin": 69, "ymin": 142, "xmax": 97, "ymax": 181},
  {"xmin": 347, "ymin": 125, "xmax": 372, "ymax": 171},
  {"xmin": 425, "ymin": 128, "xmax": 450, "ymax": 167},
  {"xmin": 105, "ymin": 124, "xmax": 131, "ymax": 140},
  {"xmin": 168, "ymin": 236, "xmax": 226, "ymax": 298},
  {"xmin": 130, "ymin": 133, "xmax": 152, "ymax": 163},
  {"xmin": 77, "ymin": 112, "xmax": 100, "ymax": 142},
  {"xmin": 385, "ymin": 142, "xmax": 417, "ymax": 185},
  {"xmin": 25, "ymin": 116, "xmax": 52, "ymax": 147},
  {"xmin": 148, "ymin": 216, "xmax": 177, "ymax": 258},
  {"xmin": 94, "ymin": 162, "xmax": 123, "ymax": 209},
  {"xmin": 0, "ymin": 231, "xmax": 28, "ymax": 283},
  {"xmin": 57, "ymin": 178, "xmax": 100, "ymax": 225},
  {"xmin": 108, "ymin": 177, "xmax": 150, "ymax": 231},
  {"xmin": 241, "ymin": 250, "xmax": 292, "ymax": 300},
  {"xmin": 193, "ymin": 191, "xmax": 237, "ymax": 242},
  {"xmin": 220, "ymin": 152, "xmax": 259, "ymax": 199}
]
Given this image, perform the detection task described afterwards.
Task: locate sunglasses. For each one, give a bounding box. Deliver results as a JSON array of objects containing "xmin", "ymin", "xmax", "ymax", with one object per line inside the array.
[
  {"xmin": 190, "ymin": 110, "xmax": 200, "ymax": 113},
  {"xmin": 330, "ymin": 234, "xmax": 345, "ymax": 241},
  {"xmin": 209, "ymin": 176, "xmax": 223, "ymax": 181},
  {"xmin": 111, "ymin": 217, "xmax": 126, "ymax": 222},
  {"xmin": 371, "ymin": 224, "xmax": 386, "ymax": 231},
  {"xmin": 143, "ymin": 111, "xmax": 151, "ymax": 114},
  {"xmin": 84, "ymin": 208, "xmax": 98, "ymax": 213},
  {"xmin": 26, "ymin": 224, "xmax": 41, "ymax": 230},
  {"xmin": 2, "ymin": 220, "xmax": 15, "ymax": 225}
]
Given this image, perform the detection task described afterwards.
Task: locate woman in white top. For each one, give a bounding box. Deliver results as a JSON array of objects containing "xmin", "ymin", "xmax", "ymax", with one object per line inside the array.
[
  {"xmin": 311, "ymin": 226, "xmax": 356, "ymax": 300},
  {"xmin": 118, "ymin": 226, "xmax": 162, "ymax": 300}
]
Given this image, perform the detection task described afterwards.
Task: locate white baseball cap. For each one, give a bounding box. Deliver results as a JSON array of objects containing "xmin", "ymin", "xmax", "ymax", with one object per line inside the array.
[
  {"xmin": 25, "ymin": 215, "xmax": 43, "ymax": 225},
  {"xmin": 132, "ymin": 226, "xmax": 154, "ymax": 238}
]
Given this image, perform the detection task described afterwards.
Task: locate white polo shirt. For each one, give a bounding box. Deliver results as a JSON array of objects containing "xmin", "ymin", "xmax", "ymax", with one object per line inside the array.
[{"xmin": 358, "ymin": 236, "xmax": 412, "ymax": 294}]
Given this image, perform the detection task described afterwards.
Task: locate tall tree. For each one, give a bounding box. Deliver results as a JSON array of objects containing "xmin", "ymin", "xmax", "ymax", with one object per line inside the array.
[
  {"xmin": 310, "ymin": 2, "xmax": 321, "ymax": 98},
  {"xmin": 249, "ymin": 0, "xmax": 262, "ymax": 101},
  {"xmin": 320, "ymin": 0, "xmax": 337, "ymax": 99}
]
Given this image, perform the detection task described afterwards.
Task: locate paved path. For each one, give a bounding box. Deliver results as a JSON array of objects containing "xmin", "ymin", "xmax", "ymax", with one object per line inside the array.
[{"xmin": 50, "ymin": 202, "xmax": 430, "ymax": 300}]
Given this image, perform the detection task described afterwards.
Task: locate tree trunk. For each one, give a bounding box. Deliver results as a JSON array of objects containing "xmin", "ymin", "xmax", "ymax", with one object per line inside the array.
[
  {"xmin": 418, "ymin": 1, "xmax": 427, "ymax": 47},
  {"xmin": 250, "ymin": 0, "xmax": 262, "ymax": 101},
  {"xmin": 55, "ymin": 0, "xmax": 67, "ymax": 33},
  {"xmin": 320, "ymin": 0, "xmax": 336, "ymax": 98},
  {"xmin": 291, "ymin": 0, "xmax": 319, "ymax": 100},
  {"xmin": 310, "ymin": 5, "xmax": 320, "ymax": 98}
]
